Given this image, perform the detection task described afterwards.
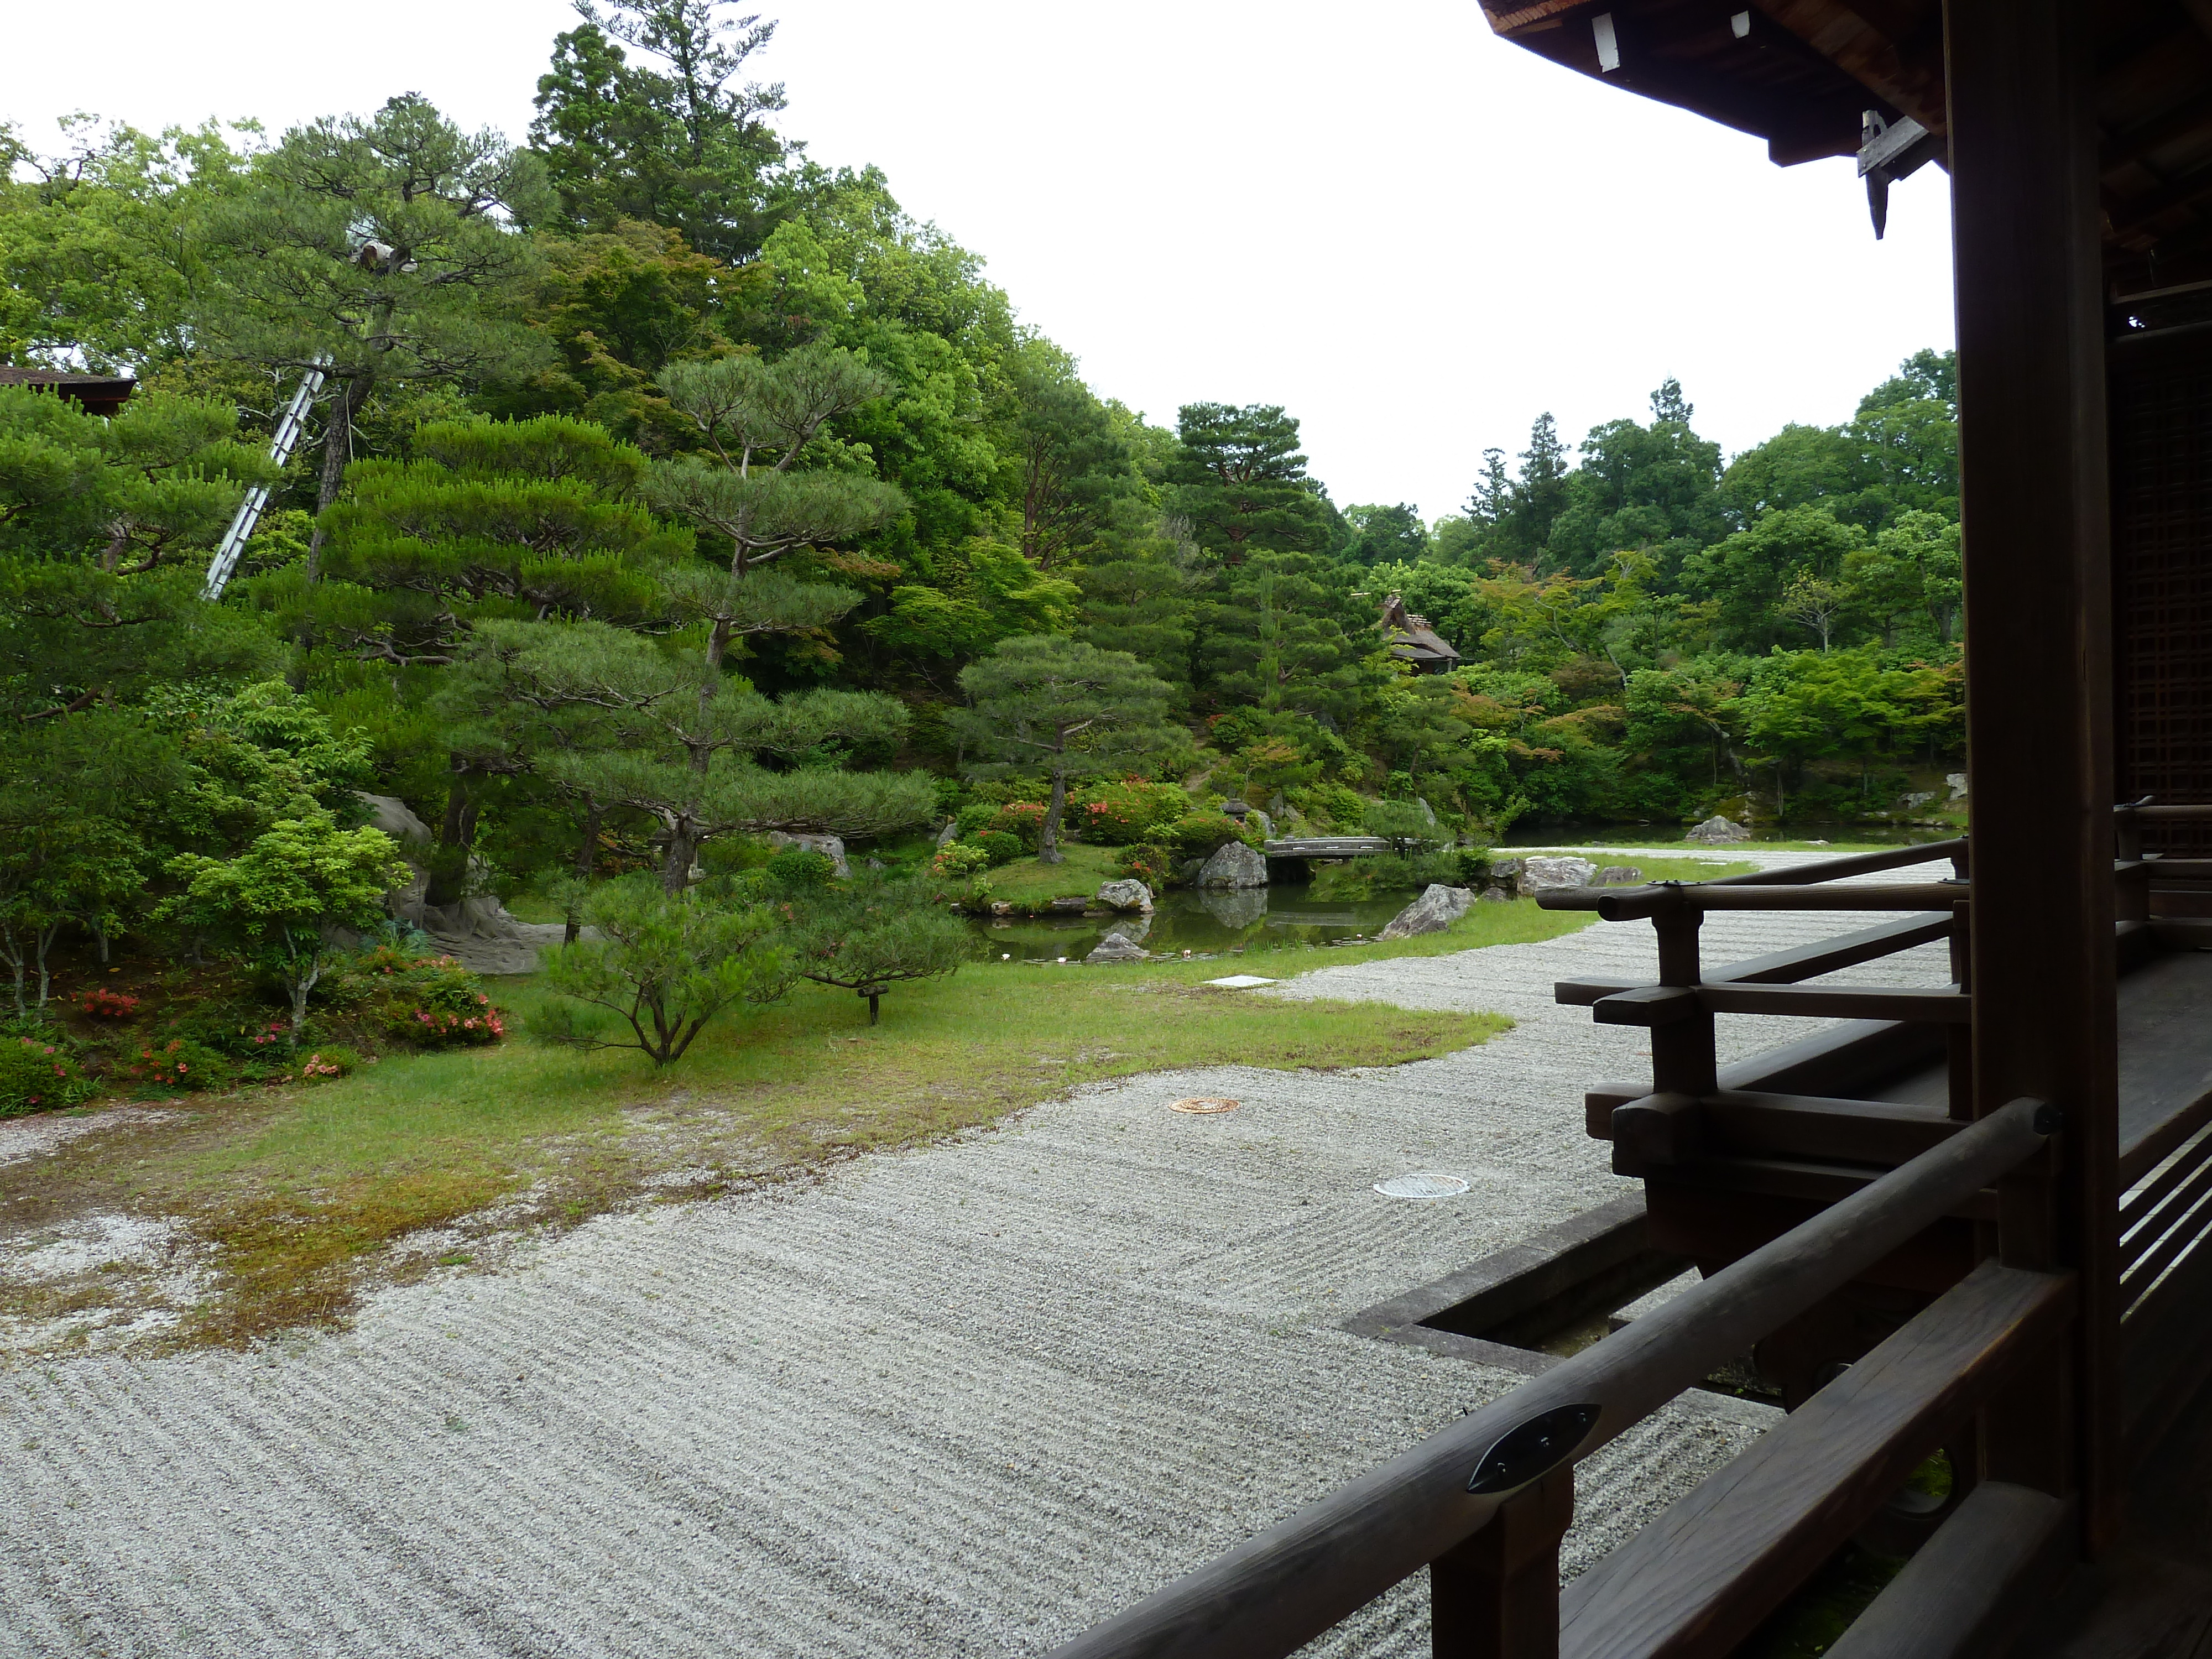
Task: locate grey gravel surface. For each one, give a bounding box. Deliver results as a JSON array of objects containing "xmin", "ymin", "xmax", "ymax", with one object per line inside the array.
[{"xmin": 0, "ymin": 851, "xmax": 1954, "ymax": 1658}]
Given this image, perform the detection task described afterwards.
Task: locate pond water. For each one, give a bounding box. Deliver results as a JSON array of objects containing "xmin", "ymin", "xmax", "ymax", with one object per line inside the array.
[{"xmin": 971, "ymin": 882, "xmax": 1421, "ymax": 962}]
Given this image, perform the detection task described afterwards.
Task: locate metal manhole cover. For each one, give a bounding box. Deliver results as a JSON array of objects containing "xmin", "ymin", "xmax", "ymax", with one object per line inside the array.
[
  {"xmin": 1374, "ymin": 1173, "xmax": 1470, "ymax": 1200},
  {"xmin": 1168, "ymin": 1097, "xmax": 1240, "ymax": 1115}
]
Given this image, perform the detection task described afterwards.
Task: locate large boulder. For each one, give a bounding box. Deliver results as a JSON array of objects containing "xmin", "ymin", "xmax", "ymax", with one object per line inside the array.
[
  {"xmin": 766, "ymin": 831, "xmax": 851, "ymax": 879},
  {"xmin": 1197, "ymin": 839, "xmax": 1268, "ymax": 889},
  {"xmin": 1946, "ymin": 771, "xmax": 1969, "ymax": 802},
  {"xmin": 1244, "ymin": 808, "xmax": 1274, "ymax": 839},
  {"xmin": 1515, "ymin": 855, "xmax": 1598, "ymax": 896},
  {"xmin": 1198, "ymin": 886, "xmax": 1269, "ymax": 929},
  {"xmin": 351, "ymin": 795, "xmax": 566, "ymax": 974},
  {"xmin": 1096, "ymin": 879, "xmax": 1155, "ymax": 914},
  {"xmin": 1594, "ymin": 865, "xmax": 1644, "ymax": 886},
  {"xmin": 1086, "ymin": 932, "xmax": 1149, "ymax": 964},
  {"xmin": 1686, "ymin": 815, "xmax": 1751, "ymax": 844},
  {"xmin": 934, "ymin": 821, "xmax": 959, "ymax": 848},
  {"xmin": 1378, "ymin": 884, "xmax": 1475, "ymax": 940},
  {"xmin": 356, "ymin": 792, "xmax": 432, "ymax": 850}
]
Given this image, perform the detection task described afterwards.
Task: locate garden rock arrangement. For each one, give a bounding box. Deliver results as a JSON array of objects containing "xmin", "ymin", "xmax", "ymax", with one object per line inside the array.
[
  {"xmin": 1514, "ymin": 855, "xmax": 1599, "ymax": 896},
  {"xmin": 1377, "ymin": 883, "xmax": 1475, "ymax": 940},
  {"xmin": 356, "ymin": 794, "xmax": 568, "ymax": 976},
  {"xmin": 1196, "ymin": 841, "xmax": 1268, "ymax": 889},
  {"xmin": 1095, "ymin": 879, "xmax": 1155, "ymax": 913},
  {"xmin": 1084, "ymin": 932, "xmax": 1149, "ymax": 964},
  {"xmin": 1686, "ymin": 815, "xmax": 1752, "ymax": 844}
]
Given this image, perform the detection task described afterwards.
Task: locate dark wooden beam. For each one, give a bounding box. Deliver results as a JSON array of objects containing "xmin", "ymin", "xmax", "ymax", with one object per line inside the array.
[{"xmin": 1944, "ymin": 0, "xmax": 2122, "ymax": 1551}]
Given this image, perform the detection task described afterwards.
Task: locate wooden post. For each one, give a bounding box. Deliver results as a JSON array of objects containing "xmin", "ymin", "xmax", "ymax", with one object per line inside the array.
[
  {"xmin": 1944, "ymin": 0, "xmax": 2120, "ymax": 1549},
  {"xmin": 1429, "ymin": 1468, "xmax": 1572, "ymax": 1659},
  {"xmin": 1649, "ymin": 904, "xmax": 1715, "ymax": 1099}
]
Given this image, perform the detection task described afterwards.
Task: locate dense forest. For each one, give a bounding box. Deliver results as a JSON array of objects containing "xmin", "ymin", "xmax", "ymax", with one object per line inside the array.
[{"xmin": 0, "ymin": 0, "xmax": 1964, "ymax": 1057}]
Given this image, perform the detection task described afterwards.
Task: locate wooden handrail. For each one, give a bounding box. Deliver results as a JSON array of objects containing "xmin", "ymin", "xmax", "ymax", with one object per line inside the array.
[
  {"xmin": 1559, "ymin": 1261, "xmax": 2074, "ymax": 1659},
  {"xmin": 1704, "ymin": 838, "xmax": 1967, "ymax": 887},
  {"xmin": 1820, "ymin": 1483, "xmax": 2071, "ymax": 1659},
  {"xmin": 1042, "ymin": 1100, "xmax": 2055, "ymax": 1659},
  {"xmin": 1543, "ymin": 883, "xmax": 1968, "ymax": 921},
  {"xmin": 1554, "ymin": 917, "xmax": 1956, "ymax": 1008}
]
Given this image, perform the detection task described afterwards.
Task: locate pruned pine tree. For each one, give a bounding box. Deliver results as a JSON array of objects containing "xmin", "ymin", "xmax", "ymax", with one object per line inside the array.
[
  {"xmin": 645, "ymin": 344, "xmax": 905, "ymax": 689},
  {"xmin": 308, "ymin": 415, "xmax": 685, "ymax": 669},
  {"xmin": 950, "ymin": 635, "xmax": 1186, "ymax": 865},
  {"xmin": 790, "ymin": 876, "xmax": 969, "ymax": 1025},
  {"xmin": 0, "ymin": 386, "xmax": 279, "ymax": 723},
  {"xmin": 524, "ymin": 632, "xmax": 930, "ymax": 889},
  {"xmin": 193, "ymin": 96, "xmax": 552, "ymax": 575}
]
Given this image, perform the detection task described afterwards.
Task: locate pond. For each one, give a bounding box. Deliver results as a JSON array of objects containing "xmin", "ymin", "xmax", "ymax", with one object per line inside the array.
[{"xmin": 970, "ymin": 881, "xmax": 1421, "ymax": 962}]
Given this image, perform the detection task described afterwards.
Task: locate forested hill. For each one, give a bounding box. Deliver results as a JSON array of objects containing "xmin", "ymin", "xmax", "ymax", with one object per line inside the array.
[{"xmin": 2, "ymin": 0, "xmax": 1962, "ymax": 916}]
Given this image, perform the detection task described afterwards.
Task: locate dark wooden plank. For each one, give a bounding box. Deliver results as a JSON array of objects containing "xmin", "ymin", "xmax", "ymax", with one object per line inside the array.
[
  {"xmin": 1678, "ymin": 885, "xmax": 1967, "ymax": 914},
  {"xmin": 1343, "ymin": 1197, "xmax": 1651, "ymax": 1343},
  {"xmin": 1703, "ymin": 915, "xmax": 1956, "ymax": 985},
  {"xmin": 1643, "ymin": 1155, "xmax": 2000, "ymax": 1220},
  {"xmin": 2121, "ymin": 1206, "xmax": 2212, "ymax": 1459},
  {"xmin": 1430, "ymin": 1469, "xmax": 1573, "ymax": 1659},
  {"xmin": 1699, "ymin": 984, "xmax": 1971, "ymax": 1024},
  {"xmin": 1823, "ymin": 1483, "xmax": 2073, "ymax": 1659},
  {"xmin": 1701, "ymin": 1092, "xmax": 1961, "ymax": 1166},
  {"xmin": 2114, "ymin": 950, "xmax": 2212, "ymax": 1184},
  {"xmin": 1557, "ymin": 1263, "xmax": 2075, "ymax": 1659}
]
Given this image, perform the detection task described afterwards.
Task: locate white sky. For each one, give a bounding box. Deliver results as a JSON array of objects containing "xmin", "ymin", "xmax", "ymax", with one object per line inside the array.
[{"xmin": 11, "ymin": 0, "xmax": 1957, "ymax": 521}]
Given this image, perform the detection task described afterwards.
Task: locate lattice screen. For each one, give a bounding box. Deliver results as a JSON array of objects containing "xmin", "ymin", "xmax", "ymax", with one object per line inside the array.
[{"xmin": 2111, "ymin": 330, "xmax": 2212, "ymax": 857}]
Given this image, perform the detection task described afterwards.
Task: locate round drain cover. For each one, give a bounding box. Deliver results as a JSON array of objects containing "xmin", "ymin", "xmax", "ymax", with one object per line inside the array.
[
  {"xmin": 1168, "ymin": 1097, "xmax": 1240, "ymax": 1115},
  {"xmin": 1374, "ymin": 1173, "xmax": 1470, "ymax": 1199}
]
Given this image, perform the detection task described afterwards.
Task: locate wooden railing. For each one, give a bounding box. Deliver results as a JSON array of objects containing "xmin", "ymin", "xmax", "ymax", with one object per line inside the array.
[{"xmin": 1046, "ymin": 1100, "xmax": 2062, "ymax": 1659}]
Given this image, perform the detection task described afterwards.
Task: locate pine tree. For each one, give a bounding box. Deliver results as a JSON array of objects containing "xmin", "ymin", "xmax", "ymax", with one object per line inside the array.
[
  {"xmin": 193, "ymin": 96, "xmax": 552, "ymax": 575},
  {"xmin": 1166, "ymin": 403, "xmax": 1330, "ymax": 564},
  {"xmin": 950, "ymin": 635, "xmax": 1185, "ymax": 864}
]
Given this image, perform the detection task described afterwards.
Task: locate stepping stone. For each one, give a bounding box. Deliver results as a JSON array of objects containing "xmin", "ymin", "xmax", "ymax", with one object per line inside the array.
[{"xmin": 1205, "ymin": 974, "xmax": 1277, "ymax": 989}]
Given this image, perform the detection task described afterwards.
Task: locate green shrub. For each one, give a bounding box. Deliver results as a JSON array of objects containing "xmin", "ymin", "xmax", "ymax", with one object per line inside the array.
[
  {"xmin": 1288, "ymin": 782, "xmax": 1371, "ymax": 833},
  {"xmin": 954, "ymin": 803, "xmax": 999, "ymax": 837},
  {"xmin": 764, "ymin": 848, "xmax": 838, "ymax": 892},
  {"xmin": 969, "ymin": 830, "xmax": 1023, "ymax": 867},
  {"xmin": 337, "ymin": 946, "xmax": 505, "ymax": 1050},
  {"xmin": 1117, "ymin": 842, "xmax": 1175, "ymax": 889},
  {"xmin": 0, "ymin": 1035, "xmax": 97, "ymax": 1116},
  {"xmin": 1456, "ymin": 847, "xmax": 1494, "ymax": 886},
  {"xmin": 930, "ymin": 842, "xmax": 992, "ymax": 878},
  {"xmin": 989, "ymin": 802, "xmax": 1049, "ymax": 850},
  {"xmin": 1161, "ymin": 812, "xmax": 1247, "ymax": 859}
]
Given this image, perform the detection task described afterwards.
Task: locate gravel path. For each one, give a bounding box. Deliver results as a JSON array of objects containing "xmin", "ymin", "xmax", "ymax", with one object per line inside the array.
[{"xmin": 0, "ymin": 851, "xmax": 1954, "ymax": 1658}]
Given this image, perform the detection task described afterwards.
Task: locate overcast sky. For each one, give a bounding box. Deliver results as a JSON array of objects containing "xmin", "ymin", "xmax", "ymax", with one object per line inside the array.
[{"xmin": 11, "ymin": 0, "xmax": 1956, "ymax": 521}]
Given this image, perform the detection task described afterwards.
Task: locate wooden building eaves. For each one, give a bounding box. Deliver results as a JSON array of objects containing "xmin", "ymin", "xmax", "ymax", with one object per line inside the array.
[{"xmin": 1483, "ymin": 0, "xmax": 2212, "ymax": 302}]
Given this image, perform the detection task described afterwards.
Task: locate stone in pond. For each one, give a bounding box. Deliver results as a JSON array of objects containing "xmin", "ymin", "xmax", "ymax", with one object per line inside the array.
[
  {"xmin": 1085, "ymin": 933, "xmax": 1148, "ymax": 964},
  {"xmin": 1378, "ymin": 883, "xmax": 1476, "ymax": 940},
  {"xmin": 1197, "ymin": 839, "xmax": 1268, "ymax": 888},
  {"xmin": 1095, "ymin": 878, "xmax": 1155, "ymax": 913},
  {"xmin": 1198, "ymin": 886, "xmax": 1267, "ymax": 929}
]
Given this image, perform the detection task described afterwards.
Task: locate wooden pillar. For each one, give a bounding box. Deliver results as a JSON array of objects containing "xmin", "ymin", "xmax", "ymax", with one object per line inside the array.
[
  {"xmin": 1944, "ymin": 0, "xmax": 2121, "ymax": 1550},
  {"xmin": 1429, "ymin": 1469, "xmax": 1572, "ymax": 1659}
]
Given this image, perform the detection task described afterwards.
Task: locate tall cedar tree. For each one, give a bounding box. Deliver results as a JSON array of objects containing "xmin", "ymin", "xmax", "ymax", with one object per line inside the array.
[{"xmin": 531, "ymin": 1, "xmax": 790, "ymax": 262}]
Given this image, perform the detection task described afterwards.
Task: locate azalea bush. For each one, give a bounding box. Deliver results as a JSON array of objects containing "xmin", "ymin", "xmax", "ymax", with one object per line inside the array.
[
  {"xmin": 1, "ymin": 1034, "xmax": 98, "ymax": 1116},
  {"xmin": 1114, "ymin": 842, "xmax": 1175, "ymax": 889},
  {"xmin": 988, "ymin": 801, "xmax": 1048, "ymax": 850},
  {"xmin": 77, "ymin": 987, "xmax": 143, "ymax": 1019},
  {"xmin": 1070, "ymin": 780, "xmax": 1187, "ymax": 846},
  {"xmin": 123, "ymin": 1037, "xmax": 235, "ymax": 1093},
  {"xmin": 930, "ymin": 842, "xmax": 992, "ymax": 879}
]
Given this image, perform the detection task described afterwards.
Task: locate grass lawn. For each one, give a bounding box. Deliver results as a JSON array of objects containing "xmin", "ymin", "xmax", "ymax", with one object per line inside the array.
[{"xmin": 3, "ymin": 909, "xmax": 1583, "ymax": 1353}]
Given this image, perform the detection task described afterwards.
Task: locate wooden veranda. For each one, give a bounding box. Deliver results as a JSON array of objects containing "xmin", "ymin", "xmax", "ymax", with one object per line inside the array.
[{"xmin": 1042, "ymin": 3, "xmax": 2212, "ymax": 1655}]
